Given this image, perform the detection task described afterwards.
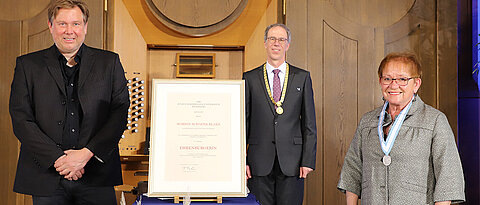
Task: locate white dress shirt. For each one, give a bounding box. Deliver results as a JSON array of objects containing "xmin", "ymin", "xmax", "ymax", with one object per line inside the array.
[{"xmin": 266, "ymin": 61, "xmax": 286, "ymax": 94}]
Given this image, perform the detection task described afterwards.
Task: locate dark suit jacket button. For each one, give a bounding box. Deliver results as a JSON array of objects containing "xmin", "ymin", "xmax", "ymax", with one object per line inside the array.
[
  {"xmin": 61, "ymin": 100, "xmax": 66, "ymax": 105},
  {"xmin": 272, "ymin": 141, "xmax": 276, "ymax": 144},
  {"xmin": 57, "ymin": 121, "xmax": 63, "ymax": 125}
]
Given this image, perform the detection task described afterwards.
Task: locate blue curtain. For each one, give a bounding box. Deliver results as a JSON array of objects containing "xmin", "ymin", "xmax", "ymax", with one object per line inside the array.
[{"xmin": 473, "ymin": 0, "xmax": 480, "ymax": 90}]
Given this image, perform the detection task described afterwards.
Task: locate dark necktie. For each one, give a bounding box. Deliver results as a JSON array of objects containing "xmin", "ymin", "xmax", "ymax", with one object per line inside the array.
[{"xmin": 273, "ymin": 69, "xmax": 281, "ymax": 102}]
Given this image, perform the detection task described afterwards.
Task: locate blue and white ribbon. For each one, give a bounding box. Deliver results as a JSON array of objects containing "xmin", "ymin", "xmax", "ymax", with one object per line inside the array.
[{"xmin": 377, "ymin": 96, "xmax": 414, "ymax": 156}]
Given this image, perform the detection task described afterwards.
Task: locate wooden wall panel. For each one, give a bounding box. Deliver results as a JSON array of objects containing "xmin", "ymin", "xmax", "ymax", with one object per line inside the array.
[
  {"xmin": 286, "ymin": 0, "xmax": 307, "ymax": 69},
  {"xmin": 228, "ymin": 51, "xmax": 244, "ymax": 79},
  {"xmin": 28, "ymin": 29, "xmax": 53, "ymax": 53},
  {"xmin": 0, "ymin": 19, "xmax": 22, "ymax": 205},
  {"xmin": 330, "ymin": 0, "xmax": 415, "ymax": 27},
  {"xmin": 24, "ymin": 8, "xmax": 52, "ymax": 53},
  {"xmin": 301, "ymin": 1, "xmax": 323, "ymax": 204},
  {"xmin": 437, "ymin": 0, "xmax": 458, "ymax": 137},
  {"xmin": 84, "ymin": 0, "xmax": 105, "ymax": 49},
  {"xmin": 321, "ymin": 3, "xmax": 378, "ymax": 119},
  {"xmin": 287, "ymin": 1, "xmax": 377, "ymax": 204},
  {"xmin": 0, "ymin": 0, "xmax": 50, "ymax": 21},
  {"xmin": 244, "ymin": 0, "xmax": 278, "ymax": 71},
  {"xmin": 25, "ymin": 8, "xmax": 49, "ymax": 46},
  {"xmin": 384, "ymin": 0, "xmax": 437, "ymax": 108},
  {"xmin": 323, "ymin": 22, "xmax": 358, "ymax": 205}
]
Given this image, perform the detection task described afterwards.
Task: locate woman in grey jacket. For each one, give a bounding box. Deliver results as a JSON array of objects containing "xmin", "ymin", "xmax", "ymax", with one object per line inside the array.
[{"xmin": 337, "ymin": 52, "xmax": 465, "ymax": 205}]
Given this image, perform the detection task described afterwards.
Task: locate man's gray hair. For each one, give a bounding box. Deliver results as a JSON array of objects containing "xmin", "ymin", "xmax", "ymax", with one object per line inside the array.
[{"xmin": 264, "ymin": 23, "xmax": 291, "ymax": 43}]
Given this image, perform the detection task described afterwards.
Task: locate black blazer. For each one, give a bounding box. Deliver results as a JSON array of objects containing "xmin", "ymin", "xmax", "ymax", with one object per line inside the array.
[
  {"xmin": 243, "ymin": 63, "xmax": 317, "ymax": 176},
  {"xmin": 9, "ymin": 45, "xmax": 130, "ymax": 196}
]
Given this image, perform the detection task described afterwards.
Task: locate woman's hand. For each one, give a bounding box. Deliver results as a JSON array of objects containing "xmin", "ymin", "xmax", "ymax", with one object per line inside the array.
[{"xmin": 346, "ymin": 191, "xmax": 358, "ymax": 205}]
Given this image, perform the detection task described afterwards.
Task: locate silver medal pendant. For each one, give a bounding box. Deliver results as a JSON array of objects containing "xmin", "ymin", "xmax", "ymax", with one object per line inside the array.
[{"xmin": 382, "ymin": 155, "xmax": 391, "ymax": 166}]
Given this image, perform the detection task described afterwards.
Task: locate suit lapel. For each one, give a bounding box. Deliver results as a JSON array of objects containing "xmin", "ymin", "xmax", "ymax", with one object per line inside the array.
[
  {"xmin": 78, "ymin": 46, "xmax": 95, "ymax": 89},
  {"xmin": 284, "ymin": 63, "xmax": 297, "ymax": 107},
  {"xmin": 45, "ymin": 46, "xmax": 66, "ymax": 96},
  {"xmin": 256, "ymin": 63, "xmax": 297, "ymax": 116},
  {"xmin": 256, "ymin": 64, "xmax": 276, "ymax": 115}
]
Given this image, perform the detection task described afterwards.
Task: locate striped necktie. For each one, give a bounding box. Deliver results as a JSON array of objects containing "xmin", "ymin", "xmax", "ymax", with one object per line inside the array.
[{"xmin": 273, "ymin": 69, "xmax": 281, "ymax": 102}]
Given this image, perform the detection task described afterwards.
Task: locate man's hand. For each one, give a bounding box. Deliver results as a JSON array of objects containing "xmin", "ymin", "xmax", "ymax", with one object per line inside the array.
[
  {"xmin": 299, "ymin": 167, "xmax": 313, "ymax": 178},
  {"xmin": 72, "ymin": 168, "xmax": 85, "ymax": 180},
  {"xmin": 246, "ymin": 165, "xmax": 252, "ymax": 179},
  {"xmin": 54, "ymin": 148, "xmax": 94, "ymax": 180}
]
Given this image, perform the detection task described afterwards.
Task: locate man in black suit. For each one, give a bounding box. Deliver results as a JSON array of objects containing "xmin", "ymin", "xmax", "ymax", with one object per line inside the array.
[
  {"xmin": 9, "ymin": 0, "xmax": 129, "ymax": 204},
  {"xmin": 243, "ymin": 23, "xmax": 317, "ymax": 205}
]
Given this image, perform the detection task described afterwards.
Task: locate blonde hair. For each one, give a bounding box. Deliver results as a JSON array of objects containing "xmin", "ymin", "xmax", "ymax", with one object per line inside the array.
[{"xmin": 48, "ymin": 0, "xmax": 89, "ymax": 23}]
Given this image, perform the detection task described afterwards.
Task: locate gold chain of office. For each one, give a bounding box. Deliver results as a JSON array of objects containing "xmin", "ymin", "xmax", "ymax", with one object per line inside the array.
[{"xmin": 263, "ymin": 63, "xmax": 289, "ymax": 115}]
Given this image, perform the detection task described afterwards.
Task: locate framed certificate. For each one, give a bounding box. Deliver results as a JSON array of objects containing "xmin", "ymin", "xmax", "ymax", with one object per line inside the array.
[{"xmin": 148, "ymin": 79, "xmax": 246, "ymax": 197}]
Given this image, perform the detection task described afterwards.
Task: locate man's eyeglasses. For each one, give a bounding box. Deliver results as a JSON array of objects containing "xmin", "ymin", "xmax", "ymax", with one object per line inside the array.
[
  {"xmin": 267, "ymin": 37, "xmax": 288, "ymax": 44},
  {"xmin": 380, "ymin": 76, "xmax": 419, "ymax": 86}
]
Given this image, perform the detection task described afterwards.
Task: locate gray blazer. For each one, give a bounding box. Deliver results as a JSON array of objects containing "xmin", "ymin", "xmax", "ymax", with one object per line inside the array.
[{"xmin": 337, "ymin": 95, "xmax": 465, "ymax": 204}]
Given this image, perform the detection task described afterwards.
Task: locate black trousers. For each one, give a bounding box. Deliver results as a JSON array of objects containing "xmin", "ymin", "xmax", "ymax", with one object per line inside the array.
[
  {"xmin": 32, "ymin": 178, "xmax": 117, "ymax": 205},
  {"xmin": 248, "ymin": 157, "xmax": 304, "ymax": 205}
]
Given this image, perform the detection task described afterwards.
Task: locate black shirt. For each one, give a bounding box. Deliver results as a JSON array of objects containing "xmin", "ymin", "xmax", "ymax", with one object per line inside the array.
[{"xmin": 56, "ymin": 45, "xmax": 84, "ymax": 150}]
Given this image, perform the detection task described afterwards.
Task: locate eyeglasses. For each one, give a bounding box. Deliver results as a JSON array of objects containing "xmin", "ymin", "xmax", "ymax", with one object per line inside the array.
[
  {"xmin": 380, "ymin": 76, "xmax": 419, "ymax": 86},
  {"xmin": 267, "ymin": 37, "xmax": 288, "ymax": 44}
]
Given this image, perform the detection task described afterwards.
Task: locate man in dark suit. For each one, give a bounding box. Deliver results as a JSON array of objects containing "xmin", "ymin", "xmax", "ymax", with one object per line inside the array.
[
  {"xmin": 9, "ymin": 0, "xmax": 129, "ymax": 204},
  {"xmin": 243, "ymin": 23, "xmax": 317, "ymax": 205}
]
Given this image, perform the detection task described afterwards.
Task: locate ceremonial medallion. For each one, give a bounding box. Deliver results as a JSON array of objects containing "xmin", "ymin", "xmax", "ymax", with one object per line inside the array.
[
  {"xmin": 377, "ymin": 96, "xmax": 414, "ymax": 167},
  {"xmin": 276, "ymin": 107, "xmax": 284, "ymax": 115},
  {"xmin": 263, "ymin": 64, "xmax": 289, "ymax": 116},
  {"xmin": 382, "ymin": 155, "xmax": 391, "ymax": 166}
]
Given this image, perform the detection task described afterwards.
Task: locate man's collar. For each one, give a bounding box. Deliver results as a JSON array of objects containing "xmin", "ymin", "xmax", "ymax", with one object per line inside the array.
[
  {"xmin": 266, "ymin": 61, "xmax": 287, "ymax": 74},
  {"xmin": 55, "ymin": 44, "xmax": 85, "ymax": 63}
]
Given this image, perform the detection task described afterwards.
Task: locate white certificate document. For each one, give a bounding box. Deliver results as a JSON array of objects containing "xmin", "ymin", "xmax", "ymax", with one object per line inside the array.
[{"xmin": 148, "ymin": 80, "xmax": 246, "ymax": 197}]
